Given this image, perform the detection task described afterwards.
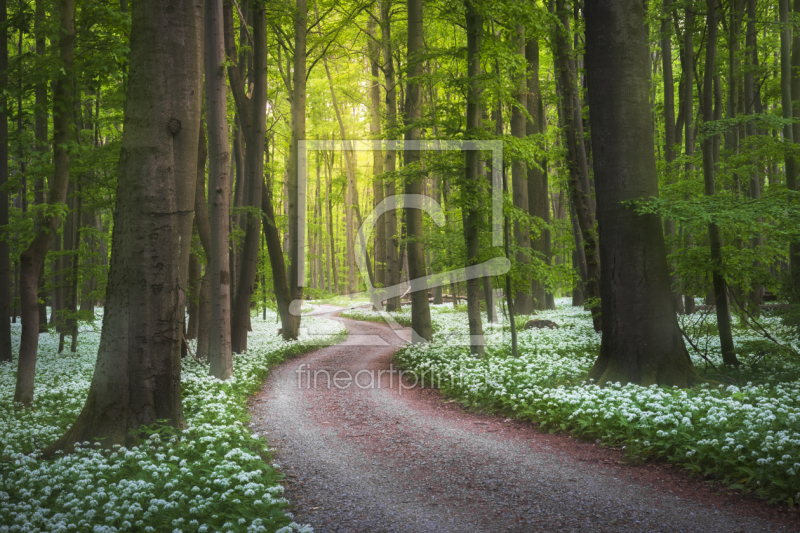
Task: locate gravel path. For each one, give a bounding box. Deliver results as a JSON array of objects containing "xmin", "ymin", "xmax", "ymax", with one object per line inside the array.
[{"xmin": 249, "ymin": 314, "xmax": 799, "ymax": 532}]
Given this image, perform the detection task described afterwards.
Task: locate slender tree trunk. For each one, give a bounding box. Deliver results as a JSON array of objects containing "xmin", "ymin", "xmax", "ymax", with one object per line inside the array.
[
  {"xmin": 662, "ymin": 0, "xmax": 684, "ymax": 315},
  {"xmin": 553, "ymin": 0, "xmax": 601, "ymax": 330},
  {"xmin": 381, "ymin": 0, "xmax": 401, "ymax": 311},
  {"xmin": 205, "ymin": 0, "xmax": 233, "ymax": 379},
  {"xmin": 703, "ymin": 0, "xmax": 738, "ymax": 367},
  {"xmin": 286, "ymin": 0, "xmax": 306, "ymax": 316},
  {"xmin": 227, "ymin": 2, "xmax": 272, "ymax": 348},
  {"xmin": 0, "ymin": 0, "xmax": 9, "ymax": 362},
  {"xmin": 325, "ymin": 153, "xmax": 338, "ymax": 293},
  {"xmin": 369, "ymin": 14, "xmax": 386, "ymax": 299},
  {"xmin": 15, "ymin": 0, "xmax": 75, "ymax": 406},
  {"xmin": 34, "ymin": 0, "xmax": 49, "ymax": 331},
  {"xmin": 745, "ymin": 0, "xmax": 763, "ymax": 305},
  {"xmin": 403, "ymin": 0, "xmax": 433, "ymax": 342},
  {"xmin": 526, "ymin": 36, "xmax": 548, "ymax": 311},
  {"xmin": 195, "ymin": 123, "xmax": 211, "ymax": 359},
  {"xmin": 510, "ymin": 24, "xmax": 534, "ymax": 315},
  {"xmin": 683, "ymin": 4, "xmax": 696, "ymax": 315},
  {"xmin": 187, "ymin": 250, "xmax": 200, "ymax": 340},
  {"xmin": 782, "ymin": 0, "xmax": 800, "ymax": 292},
  {"xmin": 44, "ymin": 0, "xmax": 202, "ymax": 451},
  {"xmin": 584, "ymin": 0, "xmax": 703, "ymax": 386},
  {"xmin": 463, "ymin": 0, "xmax": 485, "ymax": 356}
]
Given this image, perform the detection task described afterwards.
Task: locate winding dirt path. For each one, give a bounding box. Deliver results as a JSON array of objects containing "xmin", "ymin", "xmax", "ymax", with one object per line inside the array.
[{"xmin": 248, "ymin": 314, "xmax": 799, "ymax": 532}]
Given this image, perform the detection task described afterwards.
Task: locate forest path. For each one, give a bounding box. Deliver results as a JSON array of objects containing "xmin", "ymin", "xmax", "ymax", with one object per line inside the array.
[{"xmin": 249, "ymin": 314, "xmax": 794, "ymax": 532}]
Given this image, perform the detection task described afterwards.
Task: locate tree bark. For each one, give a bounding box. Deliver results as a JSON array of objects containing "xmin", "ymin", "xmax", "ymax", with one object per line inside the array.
[
  {"xmin": 369, "ymin": 13, "xmax": 386, "ymax": 298},
  {"xmin": 404, "ymin": 0, "xmax": 433, "ymax": 342},
  {"xmin": 510, "ymin": 24, "xmax": 534, "ymax": 315},
  {"xmin": 553, "ymin": 0, "xmax": 601, "ymax": 330},
  {"xmin": 745, "ymin": 0, "xmax": 763, "ymax": 305},
  {"xmin": 463, "ymin": 0, "xmax": 485, "ymax": 356},
  {"xmin": 34, "ymin": 0, "xmax": 49, "ymax": 331},
  {"xmin": 682, "ymin": 3, "xmax": 696, "ymax": 315},
  {"xmin": 0, "ymin": 0, "xmax": 10, "ymax": 362},
  {"xmin": 526, "ymin": 36, "xmax": 549, "ymax": 311},
  {"xmin": 662, "ymin": 0, "xmax": 684, "ymax": 315},
  {"xmin": 584, "ymin": 0, "xmax": 704, "ymax": 386},
  {"xmin": 381, "ymin": 0, "xmax": 401, "ymax": 312},
  {"xmin": 15, "ymin": 0, "xmax": 75, "ymax": 405},
  {"xmin": 783, "ymin": 0, "xmax": 800, "ymax": 292},
  {"xmin": 703, "ymin": 0, "xmax": 738, "ymax": 367},
  {"xmin": 227, "ymin": 2, "xmax": 273, "ymax": 348},
  {"xmin": 205, "ymin": 0, "xmax": 233, "ymax": 379},
  {"xmin": 44, "ymin": 0, "xmax": 202, "ymax": 451}
]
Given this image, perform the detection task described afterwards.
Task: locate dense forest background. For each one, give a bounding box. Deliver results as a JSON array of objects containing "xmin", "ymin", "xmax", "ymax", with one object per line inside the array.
[{"xmin": 0, "ymin": 0, "xmax": 798, "ymax": 424}]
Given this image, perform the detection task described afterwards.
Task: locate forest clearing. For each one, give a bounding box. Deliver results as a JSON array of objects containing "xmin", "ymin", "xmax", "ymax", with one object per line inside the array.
[{"xmin": 1, "ymin": 0, "xmax": 800, "ymax": 531}]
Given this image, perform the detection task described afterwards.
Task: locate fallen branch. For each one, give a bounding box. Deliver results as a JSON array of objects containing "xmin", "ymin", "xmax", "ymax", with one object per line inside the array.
[
  {"xmin": 183, "ymin": 334, "xmax": 206, "ymax": 365},
  {"xmin": 726, "ymin": 281, "xmax": 800, "ymax": 358}
]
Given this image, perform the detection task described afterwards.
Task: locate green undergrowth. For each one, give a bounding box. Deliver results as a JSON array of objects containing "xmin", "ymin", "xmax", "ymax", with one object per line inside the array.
[{"xmin": 0, "ymin": 310, "xmax": 345, "ymax": 533}]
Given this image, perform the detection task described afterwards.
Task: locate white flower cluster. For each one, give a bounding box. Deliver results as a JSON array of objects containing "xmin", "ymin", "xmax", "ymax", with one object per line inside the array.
[
  {"xmin": 0, "ymin": 309, "xmax": 342, "ymax": 532},
  {"xmin": 394, "ymin": 298, "xmax": 800, "ymax": 504}
]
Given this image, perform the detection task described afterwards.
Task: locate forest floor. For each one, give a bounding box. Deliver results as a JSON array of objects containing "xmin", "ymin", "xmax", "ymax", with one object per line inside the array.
[{"xmin": 249, "ymin": 312, "xmax": 800, "ymax": 532}]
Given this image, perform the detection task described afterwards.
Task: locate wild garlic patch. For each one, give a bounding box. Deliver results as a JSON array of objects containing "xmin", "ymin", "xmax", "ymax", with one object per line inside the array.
[
  {"xmin": 0, "ymin": 310, "xmax": 342, "ymax": 533},
  {"xmin": 395, "ymin": 299, "xmax": 800, "ymax": 505}
]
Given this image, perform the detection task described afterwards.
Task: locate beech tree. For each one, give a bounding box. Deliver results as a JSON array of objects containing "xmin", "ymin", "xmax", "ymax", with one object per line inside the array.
[
  {"xmin": 584, "ymin": 0, "xmax": 703, "ymax": 386},
  {"xmin": 45, "ymin": 0, "xmax": 202, "ymax": 450}
]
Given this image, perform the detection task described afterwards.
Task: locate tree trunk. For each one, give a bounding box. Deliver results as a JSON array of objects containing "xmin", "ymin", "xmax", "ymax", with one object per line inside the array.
[
  {"xmin": 0, "ymin": 0, "xmax": 10, "ymax": 362},
  {"xmin": 510, "ymin": 24, "xmax": 534, "ymax": 315},
  {"xmin": 325, "ymin": 152, "xmax": 339, "ymax": 293},
  {"xmin": 15, "ymin": 0, "xmax": 75, "ymax": 406},
  {"xmin": 381, "ymin": 0, "xmax": 401, "ymax": 312},
  {"xmin": 702, "ymin": 0, "xmax": 738, "ymax": 367},
  {"xmin": 34, "ymin": 0, "xmax": 49, "ymax": 332},
  {"xmin": 782, "ymin": 0, "xmax": 800, "ymax": 292},
  {"xmin": 584, "ymin": 0, "xmax": 704, "ymax": 387},
  {"xmin": 205, "ymin": 0, "xmax": 233, "ymax": 379},
  {"xmin": 526, "ymin": 36, "xmax": 548, "ymax": 311},
  {"xmin": 745, "ymin": 0, "xmax": 763, "ymax": 305},
  {"xmin": 553, "ymin": 0, "xmax": 601, "ymax": 330},
  {"xmin": 463, "ymin": 0, "xmax": 485, "ymax": 356},
  {"xmin": 369, "ymin": 13, "xmax": 386, "ymax": 299},
  {"xmin": 187, "ymin": 250, "xmax": 200, "ymax": 340},
  {"xmin": 44, "ymin": 0, "xmax": 202, "ymax": 451},
  {"xmin": 227, "ymin": 2, "xmax": 272, "ymax": 349},
  {"xmin": 682, "ymin": 4, "xmax": 696, "ymax": 316},
  {"xmin": 662, "ymin": 0, "xmax": 683, "ymax": 315},
  {"xmin": 284, "ymin": 0, "xmax": 306, "ymax": 331},
  {"xmin": 404, "ymin": 0, "xmax": 432, "ymax": 343}
]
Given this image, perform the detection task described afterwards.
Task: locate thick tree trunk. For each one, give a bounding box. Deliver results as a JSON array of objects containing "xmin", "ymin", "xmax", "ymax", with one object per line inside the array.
[
  {"xmin": 0, "ymin": 0, "xmax": 10, "ymax": 362},
  {"xmin": 703, "ymin": 0, "xmax": 738, "ymax": 367},
  {"xmin": 205, "ymin": 0, "xmax": 232, "ymax": 379},
  {"xmin": 44, "ymin": 0, "xmax": 202, "ymax": 451},
  {"xmin": 194, "ymin": 122, "xmax": 212, "ymax": 359},
  {"xmin": 404, "ymin": 0, "xmax": 433, "ymax": 342},
  {"xmin": 526, "ymin": 36, "xmax": 548, "ymax": 311},
  {"xmin": 584, "ymin": 0, "xmax": 704, "ymax": 387},
  {"xmin": 15, "ymin": 0, "xmax": 75, "ymax": 406},
  {"xmin": 381, "ymin": 0, "xmax": 401, "ymax": 312},
  {"xmin": 463, "ymin": 0, "xmax": 485, "ymax": 356},
  {"xmin": 553, "ymin": 0, "xmax": 601, "ymax": 330}
]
